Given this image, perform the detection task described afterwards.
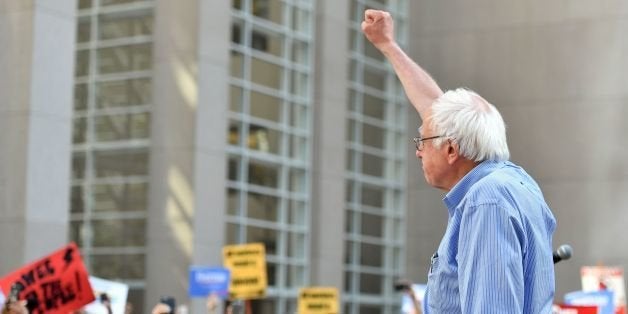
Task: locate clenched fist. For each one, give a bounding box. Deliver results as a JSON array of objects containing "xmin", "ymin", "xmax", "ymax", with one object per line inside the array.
[{"xmin": 361, "ymin": 9, "xmax": 396, "ymax": 50}]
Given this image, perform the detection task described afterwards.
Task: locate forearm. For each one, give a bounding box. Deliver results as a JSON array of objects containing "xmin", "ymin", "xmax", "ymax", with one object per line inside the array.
[
  {"xmin": 408, "ymin": 293, "xmax": 423, "ymax": 314},
  {"xmin": 378, "ymin": 42, "xmax": 443, "ymax": 120}
]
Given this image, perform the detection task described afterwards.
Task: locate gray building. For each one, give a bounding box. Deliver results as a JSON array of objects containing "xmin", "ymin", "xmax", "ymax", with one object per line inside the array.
[{"xmin": 1, "ymin": 0, "xmax": 627, "ymax": 313}]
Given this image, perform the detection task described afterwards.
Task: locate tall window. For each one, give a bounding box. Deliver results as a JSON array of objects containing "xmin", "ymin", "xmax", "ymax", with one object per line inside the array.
[
  {"xmin": 227, "ymin": 0, "xmax": 315, "ymax": 313},
  {"xmin": 344, "ymin": 1, "xmax": 409, "ymax": 313},
  {"xmin": 71, "ymin": 0, "xmax": 154, "ymax": 312}
]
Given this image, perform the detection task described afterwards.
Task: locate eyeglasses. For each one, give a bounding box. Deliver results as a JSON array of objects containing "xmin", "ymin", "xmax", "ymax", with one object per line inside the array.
[{"xmin": 412, "ymin": 135, "xmax": 445, "ymax": 151}]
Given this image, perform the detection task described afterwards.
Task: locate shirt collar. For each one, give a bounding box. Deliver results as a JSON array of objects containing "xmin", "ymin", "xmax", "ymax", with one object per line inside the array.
[{"xmin": 443, "ymin": 160, "xmax": 504, "ymax": 216}]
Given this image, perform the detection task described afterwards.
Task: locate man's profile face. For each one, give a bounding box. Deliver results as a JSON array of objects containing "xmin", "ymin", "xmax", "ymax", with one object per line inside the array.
[{"xmin": 416, "ymin": 121, "xmax": 449, "ymax": 190}]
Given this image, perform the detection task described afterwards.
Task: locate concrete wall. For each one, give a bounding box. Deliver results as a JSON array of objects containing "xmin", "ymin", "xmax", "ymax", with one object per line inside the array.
[
  {"xmin": 0, "ymin": 0, "xmax": 75, "ymax": 273},
  {"xmin": 406, "ymin": 0, "xmax": 628, "ymax": 299}
]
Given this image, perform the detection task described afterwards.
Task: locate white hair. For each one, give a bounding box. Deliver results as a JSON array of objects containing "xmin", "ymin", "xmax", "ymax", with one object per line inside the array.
[{"xmin": 430, "ymin": 88, "xmax": 510, "ymax": 162}]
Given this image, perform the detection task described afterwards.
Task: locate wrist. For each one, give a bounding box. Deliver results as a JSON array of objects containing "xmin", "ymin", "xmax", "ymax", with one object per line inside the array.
[{"xmin": 376, "ymin": 41, "xmax": 400, "ymax": 55}]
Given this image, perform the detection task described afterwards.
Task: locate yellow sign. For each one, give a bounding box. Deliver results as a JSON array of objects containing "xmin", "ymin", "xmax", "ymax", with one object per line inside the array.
[
  {"xmin": 223, "ymin": 243, "xmax": 267, "ymax": 300},
  {"xmin": 298, "ymin": 287, "xmax": 339, "ymax": 314}
]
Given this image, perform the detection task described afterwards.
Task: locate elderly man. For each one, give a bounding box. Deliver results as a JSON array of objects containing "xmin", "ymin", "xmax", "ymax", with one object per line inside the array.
[{"xmin": 362, "ymin": 9, "xmax": 556, "ymax": 314}]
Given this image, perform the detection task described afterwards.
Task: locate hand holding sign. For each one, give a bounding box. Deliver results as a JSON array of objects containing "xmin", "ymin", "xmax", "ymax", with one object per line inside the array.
[
  {"xmin": 1, "ymin": 284, "xmax": 27, "ymax": 314},
  {"xmin": 2, "ymin": 299, "xmax": 28, "ymax": 314}
]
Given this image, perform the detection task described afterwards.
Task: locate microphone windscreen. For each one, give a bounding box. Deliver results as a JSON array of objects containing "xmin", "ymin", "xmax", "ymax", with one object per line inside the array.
[{"xmin": 557, "ymin": 244, "xmax": 573, "ymax": 260}]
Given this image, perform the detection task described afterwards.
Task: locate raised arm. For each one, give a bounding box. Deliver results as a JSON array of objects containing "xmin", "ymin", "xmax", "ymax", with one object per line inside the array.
[{"xmin": 361, "ymin": 9, "xmax": 443, "ymax": 120}]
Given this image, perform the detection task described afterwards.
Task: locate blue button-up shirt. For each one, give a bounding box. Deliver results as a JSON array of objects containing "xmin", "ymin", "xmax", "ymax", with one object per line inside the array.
[{"xmin": 423, "ymin": 160, "xmax": 556, "ymax": 313}]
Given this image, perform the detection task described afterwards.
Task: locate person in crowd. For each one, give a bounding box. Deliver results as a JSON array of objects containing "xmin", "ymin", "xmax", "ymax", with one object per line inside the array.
[
  {"xmin": 151, "ymin": 302, "xmax": 172, "ymax": 314},
  {"xmin": 2, "ymin": 299, "xmax": 28, "ymax": 314}
]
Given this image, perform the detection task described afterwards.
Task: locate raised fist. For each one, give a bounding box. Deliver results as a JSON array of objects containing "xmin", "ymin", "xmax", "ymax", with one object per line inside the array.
[{"xmin": 361, "ymin": 9, "xmax": 395, "ymax": 49}]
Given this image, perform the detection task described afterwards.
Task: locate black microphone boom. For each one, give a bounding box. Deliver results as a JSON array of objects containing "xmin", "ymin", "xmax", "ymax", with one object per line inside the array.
[{"xmin": 553, "ymin": 244, "xmax": 573, "ymax": 264}]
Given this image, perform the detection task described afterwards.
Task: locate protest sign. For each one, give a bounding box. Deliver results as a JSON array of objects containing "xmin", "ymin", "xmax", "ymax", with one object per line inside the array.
[
  {"xmin": 554, "ymin": 304, "xmax": 600, "ymax": 314},
  {"xmin": 0, "ymin": 242, "xmax": 94, "ymax": 314},
  {"xmin": 189, "ymin": 266, "xmax": 230, "ymax": 298},
  {"xmin": 565, "ymin": 290, "xmax": 614, "ymax": 314},
  {"xmin": 223, "ymin": 243, "xmax": 267, "ymax": 300},
  {"xmin": 83, "ymin": 276, "xmax": 129, "ymax": 314},
  {"xmin": 298, "ymin": 287, "xmax": 338, "ymax": 314},
  {"xmin": 582, "ymin": 266, "xmax": 627, "ymax": 314}
]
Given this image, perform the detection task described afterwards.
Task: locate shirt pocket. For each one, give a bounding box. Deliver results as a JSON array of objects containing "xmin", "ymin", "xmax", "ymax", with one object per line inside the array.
[
  {"xmin": 428, "ymin": 251, "xmax": 439, "ymax": 275},
  {"xmin": 427, "ymin": 251, "xmax": 441, "ymax": 311}
]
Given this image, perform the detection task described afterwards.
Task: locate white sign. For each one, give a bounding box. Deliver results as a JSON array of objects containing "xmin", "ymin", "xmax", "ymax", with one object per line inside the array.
[{"xmin": 83, "ymin": 276, "xmax": 129, "ymax": 314}]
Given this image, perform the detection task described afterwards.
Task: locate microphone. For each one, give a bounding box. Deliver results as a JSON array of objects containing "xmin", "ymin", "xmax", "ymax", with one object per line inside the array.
[{"xmin": 553, "ymin": 244, "xmax": 573, "ymax": 264}]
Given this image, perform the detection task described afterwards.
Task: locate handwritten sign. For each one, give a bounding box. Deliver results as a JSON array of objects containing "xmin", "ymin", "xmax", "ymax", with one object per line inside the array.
[
  {"xmin": 223, "ymin": 243, "xmax": 267, "ymax": 300},
  {"xmin": 298, "ymin": 287, "xmax": 339, "ymax": 314},
  {"xmin": 0, "ymin": 242, "xmax": 94, "ymax": 314}
]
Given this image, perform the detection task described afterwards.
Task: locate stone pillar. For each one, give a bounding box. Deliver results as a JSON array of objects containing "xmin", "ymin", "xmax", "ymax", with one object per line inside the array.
[
  {"xmin": 0, "ymin": 0, "xmax": 76, "ymax": 273},
  {"xmin": 310, "ymin": 0, "xmax": 350, "ymax": 289},
  {"xmin": 145, "ymin": 0, "xmax": 199, "ymax": 309},
  {"xmin": 190, "ymin": 1, "xmax": 231, "ymax": 313}
]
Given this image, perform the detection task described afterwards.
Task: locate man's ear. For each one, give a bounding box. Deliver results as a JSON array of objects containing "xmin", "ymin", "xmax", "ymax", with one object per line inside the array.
[{"xmin": 446, "ymin": 140, "xmax": 459, "ymax": 165}]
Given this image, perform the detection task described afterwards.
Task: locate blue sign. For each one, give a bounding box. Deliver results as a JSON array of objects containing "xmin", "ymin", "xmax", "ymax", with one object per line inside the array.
[
  {"xmin": 188, "ymin": 266, "xmax": 230, "ymax": 298},
  {"xmin": 565, "ymin": 290, "xmax": 614, "ymax": 314}
]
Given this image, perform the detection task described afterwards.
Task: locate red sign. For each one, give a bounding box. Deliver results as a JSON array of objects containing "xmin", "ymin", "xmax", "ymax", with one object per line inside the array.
[
  {"xmin": 0, "ymin": 242, "xmax": 94, "ymax": 314},
  {"xmin": 555, "ymin": 304, "xmax": 599, "ymax": 314}
]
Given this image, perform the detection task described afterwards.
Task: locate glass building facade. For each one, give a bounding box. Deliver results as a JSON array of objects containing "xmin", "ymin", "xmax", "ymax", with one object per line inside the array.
[
  {"xmin": 344, "ymin": 1, "xmax": 408, "ymax": 313},
  {"xmin": 226, "ymin": 0, "xmax": 315, "ymax": 312},
  {"xmin": 71, "ymin": 0, "xmax": 155, "ymax": 311}
]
